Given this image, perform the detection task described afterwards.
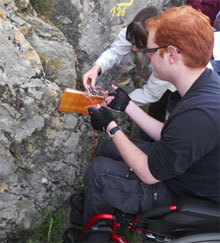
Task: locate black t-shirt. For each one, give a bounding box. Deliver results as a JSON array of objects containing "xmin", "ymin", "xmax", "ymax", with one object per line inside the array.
[{"xmin": 148, "ymin": 68, "xmax": 220, "ymax": 203}]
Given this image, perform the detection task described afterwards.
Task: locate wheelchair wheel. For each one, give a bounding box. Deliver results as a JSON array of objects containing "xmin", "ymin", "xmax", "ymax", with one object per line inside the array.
[
  {"xmin": 63, "ymin": 227, "xmax": 82, "ymax": 243},
  {"xmin": 172, "ymin": 232, "xmax": 220, "ymax": 243}
]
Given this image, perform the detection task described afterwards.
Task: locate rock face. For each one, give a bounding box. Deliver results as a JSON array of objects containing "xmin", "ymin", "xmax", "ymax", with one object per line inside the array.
[
  {"xmin": 0, "ymin": 0, "xmax": 185, "ymax": 240},
  {"xmin": 48, "ymin": 0, "xmax": 186, "ymax": 89},
  {"xmin": 0, "ymin": 0, "xmax": 79, "ymax": 240}
]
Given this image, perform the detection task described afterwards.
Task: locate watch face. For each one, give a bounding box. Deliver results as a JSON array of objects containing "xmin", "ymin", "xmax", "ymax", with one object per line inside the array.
[
  {"xmin": 108, "ymin": 126, "xmax": 120, "ymax": 138},
  {"xmin": 107, "ymin": 130, "xmax": 113, "ymax": 138}
]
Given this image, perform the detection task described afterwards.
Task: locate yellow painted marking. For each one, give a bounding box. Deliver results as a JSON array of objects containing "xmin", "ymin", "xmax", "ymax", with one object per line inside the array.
[{"xmin": 118, "ymin": 0, "xmax": 133, "ymax": 7}]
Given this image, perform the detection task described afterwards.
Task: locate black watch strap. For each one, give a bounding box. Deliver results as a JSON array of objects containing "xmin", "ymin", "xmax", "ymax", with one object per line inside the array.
[{"xmin": 107, "ymin": 126, "xmax": 121, "ymax": 138}]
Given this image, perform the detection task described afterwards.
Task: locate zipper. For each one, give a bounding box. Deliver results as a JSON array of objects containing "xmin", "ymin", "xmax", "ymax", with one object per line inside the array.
[{"xmin": 153, "ymin": 191, "xmax": 158, "ymax": 207}]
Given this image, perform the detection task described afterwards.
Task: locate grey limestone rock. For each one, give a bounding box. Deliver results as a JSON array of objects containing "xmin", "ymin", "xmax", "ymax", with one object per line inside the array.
[{"xmin": 0, "ymin": 0, "xmax": 79, "ymax": 240}]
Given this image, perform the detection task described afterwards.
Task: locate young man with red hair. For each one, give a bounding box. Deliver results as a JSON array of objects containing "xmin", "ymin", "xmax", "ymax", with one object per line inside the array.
[{"xmin": 68, "ymin": 6, "xmax": 219, "ymax": 241}]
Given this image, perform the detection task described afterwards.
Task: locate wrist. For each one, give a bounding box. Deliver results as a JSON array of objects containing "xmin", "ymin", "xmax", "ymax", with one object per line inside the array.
[
  {"xmin": 92, "ymin": 64, "xmax": 101, "ymax": 75},
  {"xmin": 125, "ymin": 100, "xmax": 133, "ymax": 113},
  {"xmin": 107, "ymin": 126, "xmax": 121, "ymax": 138},
  {"xmin": 106, "ymin": 121, "xmax": 118, "ymax": 132}
]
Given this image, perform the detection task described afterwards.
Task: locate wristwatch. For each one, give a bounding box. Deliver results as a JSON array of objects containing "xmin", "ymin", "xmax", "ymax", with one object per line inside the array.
[{"xmin": 107, "ymin": 126, "xmax": 121, "ymax": 138}]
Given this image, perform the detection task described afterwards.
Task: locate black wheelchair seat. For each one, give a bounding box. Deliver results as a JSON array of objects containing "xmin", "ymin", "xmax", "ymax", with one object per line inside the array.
[{"xmin": 137, "ymin": 197, "xmax": 220, "ymax": 239}]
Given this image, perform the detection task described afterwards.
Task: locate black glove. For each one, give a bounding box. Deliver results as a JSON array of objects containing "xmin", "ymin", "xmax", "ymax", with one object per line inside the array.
[
  {"xmin": 88, "ymin": 106, "xmax": 114, "ymax": 132},
  {"xmin": 108, "ymin": 87, "xmax": 131, "ymax": 112}
]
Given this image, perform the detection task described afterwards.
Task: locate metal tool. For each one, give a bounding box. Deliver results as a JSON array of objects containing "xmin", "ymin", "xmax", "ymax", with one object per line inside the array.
[{"xmin": 87, "ymin": 80, "xmax": 103, "ymax": 96}]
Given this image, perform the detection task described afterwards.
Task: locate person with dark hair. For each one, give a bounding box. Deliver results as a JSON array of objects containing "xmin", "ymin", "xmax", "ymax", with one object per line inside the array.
[
  {"xmin": 82, "ymin": 6, "xmax": 176, "ymax": 123},
  {"xmin": 214, "ymin": 10, "xmax": 220, "ymax": 31},
  {"xmin": 211, "ymin": 10, "xmax": 220, "ymax": 75},
  {"xmin": 81, "ymin": 5, "xmax": 220, "ymax": 240},
  {"xmin": 187, "ymin": 0, "xmax": 220, "ymax": 27},
  {"xmin": 125, "ymin": 6, "xmax": 157, "ymax": 49},
  {"xmin": 187, "ymin": 1, "xmax": 220, "ymax": 75}
]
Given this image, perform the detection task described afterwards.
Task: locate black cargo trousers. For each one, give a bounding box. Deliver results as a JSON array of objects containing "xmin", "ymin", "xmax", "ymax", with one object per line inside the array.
[{"xmin": 82, "ymin": 138, "xmax": 177, "ymax": 226}]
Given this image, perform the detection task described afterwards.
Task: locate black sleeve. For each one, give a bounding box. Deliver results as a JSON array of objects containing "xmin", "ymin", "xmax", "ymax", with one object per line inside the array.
[{"xmin": 148, "ymin": 109, "xmax": 218, "ymax": 180}]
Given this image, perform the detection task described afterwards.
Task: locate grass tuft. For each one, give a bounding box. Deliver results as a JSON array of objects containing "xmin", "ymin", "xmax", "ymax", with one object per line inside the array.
[
  {"xmin": 39, "ymin": 0, "xmax": 52, "ymax": 17},
  {"xmin": 20, "ymin": 203, "xmax": 69, "ymax": 243}
]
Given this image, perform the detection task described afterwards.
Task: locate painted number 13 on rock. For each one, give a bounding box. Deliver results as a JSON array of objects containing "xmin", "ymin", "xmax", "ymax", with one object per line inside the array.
[{"xmin": 111, "ymin": 0, "xmax": 133, "ymax": 17}]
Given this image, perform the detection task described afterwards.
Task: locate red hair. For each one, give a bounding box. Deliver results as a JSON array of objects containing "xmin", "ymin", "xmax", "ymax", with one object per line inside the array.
[{"xmin": 146, "ymin": 5, "xmax": 214, "ymax": 68}]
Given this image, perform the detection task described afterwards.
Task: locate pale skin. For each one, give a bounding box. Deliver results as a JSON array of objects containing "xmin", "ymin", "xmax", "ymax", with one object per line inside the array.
[
  {"xmin": 107, "ymin": 120, "xmax": 160, "ymax": 184},
  {"xmin": 82, "ymin": 64, "xmax": 101, "ymax": 90},
  {"xmin": 82, "ymin": 46, "xmax": 143, "ymax": 90}
]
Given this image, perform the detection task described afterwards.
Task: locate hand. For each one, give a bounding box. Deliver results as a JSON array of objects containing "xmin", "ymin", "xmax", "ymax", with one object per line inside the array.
[
  {"xmin": 82, "ymin": 64, "xmax": 101, "ymax": 90},
  {"xmin": 88, "ymin": 106, "xmax": 114, "ymax": 132},
  {"xmin": 107, "ymin": 84, "xmax": 131, "ymax": 112}
]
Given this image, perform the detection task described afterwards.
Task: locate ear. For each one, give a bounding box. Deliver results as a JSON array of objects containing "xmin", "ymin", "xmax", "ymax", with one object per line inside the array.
[{"xmin": 167, "ymin": 45, "xmax": 179, "ymax": 64}]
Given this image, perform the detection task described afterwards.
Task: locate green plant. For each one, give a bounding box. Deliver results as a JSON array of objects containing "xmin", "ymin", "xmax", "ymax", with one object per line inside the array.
[
  {"xmin": 75, "ymin": 74, "xmax": 84, "ymax": 90},
  {"xmin": 141, "ymin": 103, "xmax": 150, "ymax": 113},
  {"xmin": 21, "ymin": 203, "xmax": 69, "ymax": 243},
  {"xmin": 39, "ymin": 54, "xmax": 61, "ymax": 71},
  {"xmin": 39, "ymin": 54, "xmax": 61, "ymax": 81},
  {"xmin": 39, "ymin": 0, "xmax": 52, "ymax": 17},
  {"xmin": 47, "ymin": 215, "xmax": 53, "ymax": 242},
  {"xmin": 47, "ymin": 59, "xmax": 61, "ymax": 70},
  {"xmin": 118, "ymin": 224, "xmax": 142, "ymax": 243},
  {"xmin": 55, "ymin": 22, "xmax": 63, "ymax": 29}
]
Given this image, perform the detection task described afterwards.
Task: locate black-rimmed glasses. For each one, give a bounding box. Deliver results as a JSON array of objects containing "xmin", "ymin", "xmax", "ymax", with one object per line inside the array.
[{"xmin": 143, "ymin": 46, "xmax": 168, "ymax": 54}]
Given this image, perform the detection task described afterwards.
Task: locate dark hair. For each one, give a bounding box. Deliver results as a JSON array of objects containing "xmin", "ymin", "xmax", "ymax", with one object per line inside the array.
[
  {"xmin": 126, "ymin": 6, "xmax": 161, "ymax": 49},
  {"xmin": 214, "ymin": 13, "xmax": 220, "ymax": 31}
]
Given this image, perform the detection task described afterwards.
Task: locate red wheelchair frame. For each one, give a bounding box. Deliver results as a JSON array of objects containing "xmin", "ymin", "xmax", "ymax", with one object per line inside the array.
[{"xmin": 75, "ymin": 197, "xmax": 220, "ymax": 243}]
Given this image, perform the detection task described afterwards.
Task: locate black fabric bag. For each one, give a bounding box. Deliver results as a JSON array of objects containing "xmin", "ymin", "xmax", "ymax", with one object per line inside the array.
[{"xmin": 69, "ymin": 193, "xmax": 84, "ymax": 226}]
